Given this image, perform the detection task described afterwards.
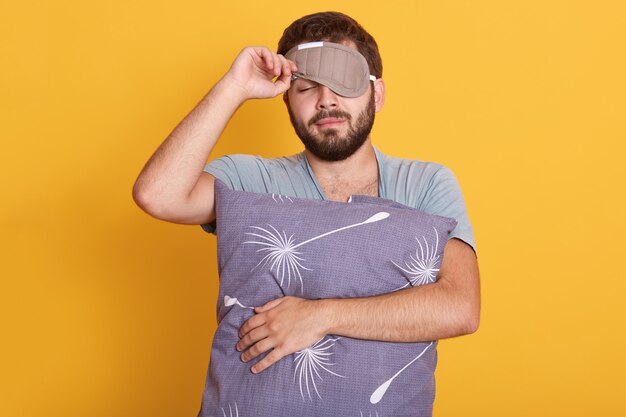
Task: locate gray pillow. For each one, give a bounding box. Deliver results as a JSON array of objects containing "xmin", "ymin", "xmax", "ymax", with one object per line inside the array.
[{"xmin": 199, "ymin": 180, "xmax": 457, "ymax": 417}]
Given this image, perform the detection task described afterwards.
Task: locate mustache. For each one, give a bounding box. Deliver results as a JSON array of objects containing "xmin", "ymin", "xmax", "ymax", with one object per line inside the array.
[{"xmin": 308, "ymin": 109, "xmax": 352, "ymax": 127}]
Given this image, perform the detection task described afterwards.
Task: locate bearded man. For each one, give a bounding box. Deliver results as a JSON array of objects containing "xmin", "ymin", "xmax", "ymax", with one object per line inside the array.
[{"xmin": 133, "ymin": 11, "xmax": 480, "ymax": 417}]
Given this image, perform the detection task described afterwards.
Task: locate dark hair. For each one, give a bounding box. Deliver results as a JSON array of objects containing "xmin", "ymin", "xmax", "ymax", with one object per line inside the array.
[{"xmin": 277, "ymin": 11, "xmax": 383, "ymax": 79}]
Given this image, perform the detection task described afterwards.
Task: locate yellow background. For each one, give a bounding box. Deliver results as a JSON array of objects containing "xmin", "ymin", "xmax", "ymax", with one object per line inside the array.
[{"xmin": 2, "ymin": 0, "xmax": 625, "ymax": 416}]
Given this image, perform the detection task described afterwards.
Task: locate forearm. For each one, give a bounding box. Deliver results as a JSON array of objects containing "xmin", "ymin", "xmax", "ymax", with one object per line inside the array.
[
  {"xmin": 238, "ymin": 275, "xmax": 479, "ymax": 374},
  {"xmin": 133, "ymin": 77, "xmax": 246, "ymax": 208},
  {"xmin": 133, "ymin": 47, "xmax": 296, "ymax": 222},
  {"xmin": 237, "ymin": 239, "xmax": 479, "ymax": 373},
  {"xmin": 322, "ymin": 280, "xmax": 477, "ymax": 342},
  {"xmin": 322, "ymin": 239, "xmax": 480, "ymax": 342}
]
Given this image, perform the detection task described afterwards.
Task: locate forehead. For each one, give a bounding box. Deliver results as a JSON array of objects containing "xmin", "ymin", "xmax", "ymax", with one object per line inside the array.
[{"xmin": 333, "ymin": 38, "xmax": 357, "ymax": 49}]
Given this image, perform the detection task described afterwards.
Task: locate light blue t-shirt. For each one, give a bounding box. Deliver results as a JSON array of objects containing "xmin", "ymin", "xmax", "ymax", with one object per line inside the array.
[{"xmin": 202, "ymin": 146, "xmax": 476, "ymax": 254}]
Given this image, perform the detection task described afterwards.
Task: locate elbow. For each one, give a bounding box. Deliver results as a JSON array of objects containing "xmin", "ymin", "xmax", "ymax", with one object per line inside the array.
[
  {"xmin": 463, "ymin": 312, "xmax": 480, "ymax": 335},
  {"xmin": 442, "ymin": 293, "xmax": 480, "ymax": 338},
  {"xmin": 132, "ymin": 181, "xmax": 167, "ymax": 219},
  {"xmin": 458, "ymin": 304, "xmax": 480, "ymax": 336},
  {"xmin": 132, "ymin": 181, "xmax": 152, "ymax": 212}
]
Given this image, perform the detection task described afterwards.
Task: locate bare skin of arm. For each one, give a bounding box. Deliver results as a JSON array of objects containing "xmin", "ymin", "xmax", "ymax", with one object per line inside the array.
[
  {"xmin": 133, "ymin": 45, "xmax": 480, "ymax": 376},
  {"xmin": 132, "ymin": 47, "xmax": 297, "ymax": 223},
  {"xmin": 237, "ymin": 238, "xmax": 480, "ymax": 374}
]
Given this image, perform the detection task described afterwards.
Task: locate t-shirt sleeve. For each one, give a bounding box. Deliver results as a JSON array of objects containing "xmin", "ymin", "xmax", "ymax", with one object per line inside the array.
[
  {"xmin": 200, "ymin": 154, "xmax": 270, "ymax": 234},
  {"xmin": 200, "ymin": 156, "xmax": 243, "ymax": 234},
  {"xmin": 421, "ymin": 165, "xmax": 477, "ymax": 255}
]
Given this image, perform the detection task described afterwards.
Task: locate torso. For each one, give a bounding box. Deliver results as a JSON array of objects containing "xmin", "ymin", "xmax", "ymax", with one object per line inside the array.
[
  {"xmin": 202, "ymin": 147, "xmax": 475, "ymax": 253},
  {"xmin": 318, "ymin": 175, "xmax": 379, "ymax": 202}
]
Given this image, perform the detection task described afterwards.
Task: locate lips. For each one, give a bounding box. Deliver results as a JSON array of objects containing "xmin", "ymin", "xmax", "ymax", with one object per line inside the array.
[{"xmin": 315, "ymin": 117, "xmax": 345, "ymax": 127}]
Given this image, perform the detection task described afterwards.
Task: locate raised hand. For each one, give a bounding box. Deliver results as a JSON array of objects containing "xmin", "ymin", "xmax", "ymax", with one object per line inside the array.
[{"xmin": 222, "ymin": 46, "xmax": 297, "ymax": 100}]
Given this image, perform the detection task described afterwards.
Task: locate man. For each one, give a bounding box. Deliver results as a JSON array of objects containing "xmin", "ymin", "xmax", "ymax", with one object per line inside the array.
[{"xmin": 133, "ymin": 11, "xmax": 479, "ymax": 415}]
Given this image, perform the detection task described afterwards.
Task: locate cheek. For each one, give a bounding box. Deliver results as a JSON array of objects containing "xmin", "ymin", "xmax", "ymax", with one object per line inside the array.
[{"xmin": 289, "ymin": 100, "xmax": 315, "ymax": 120}]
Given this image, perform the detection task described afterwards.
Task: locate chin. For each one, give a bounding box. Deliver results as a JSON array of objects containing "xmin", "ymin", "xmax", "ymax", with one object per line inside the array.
[{"xmin": 302, "ymin": 135, "xmax": 368, "ymax": 162}]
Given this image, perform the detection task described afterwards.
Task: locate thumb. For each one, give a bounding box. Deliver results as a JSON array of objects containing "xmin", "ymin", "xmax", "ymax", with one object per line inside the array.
[{"xmin": 272, "ymin": 72, "xmax": 292, "ymax": 96}]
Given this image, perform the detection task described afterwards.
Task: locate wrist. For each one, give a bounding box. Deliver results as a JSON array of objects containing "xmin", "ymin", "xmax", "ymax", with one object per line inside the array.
[
  {"xmin": 215, "ymin": 74, "xmax": 250, "ymax": 104},
  {"xmin": 318, "ymin": 298, "xmax": 342, "ymax": 335}
]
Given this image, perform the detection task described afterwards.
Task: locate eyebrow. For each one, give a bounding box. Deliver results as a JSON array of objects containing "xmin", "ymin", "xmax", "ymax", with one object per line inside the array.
[{"xmin": 293, "ymin": 78, "xmax": 318, "ymax": 87}]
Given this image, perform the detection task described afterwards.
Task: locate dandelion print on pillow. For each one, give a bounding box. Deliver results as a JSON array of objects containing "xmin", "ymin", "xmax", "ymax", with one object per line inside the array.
[{"xmin": 198, "ymin": 180, "xmax": 457, "ymax": 417}]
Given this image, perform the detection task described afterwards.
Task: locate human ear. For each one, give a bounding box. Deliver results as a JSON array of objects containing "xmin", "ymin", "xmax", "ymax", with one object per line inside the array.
[{"xmin": 374, "ymin": 78, "xmax": 386, "ymax": 112}]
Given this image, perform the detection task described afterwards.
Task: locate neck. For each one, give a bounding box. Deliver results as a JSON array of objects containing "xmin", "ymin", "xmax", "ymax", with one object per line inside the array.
[{"xmin": 304, "ymin": 139, "xmax": 380, "ymax": 201}]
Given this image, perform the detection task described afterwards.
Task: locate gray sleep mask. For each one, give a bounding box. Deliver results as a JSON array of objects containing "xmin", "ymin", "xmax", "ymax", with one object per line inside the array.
[{"xmin": 285, "ymin": 41, "xmax": 376, "ymax": 98}]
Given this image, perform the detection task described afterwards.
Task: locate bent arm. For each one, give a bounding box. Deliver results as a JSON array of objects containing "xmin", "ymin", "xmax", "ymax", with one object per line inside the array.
[
  {"xmin": 238, "ymin": 237, "xmax": 480, "ymax": 373},
  {"xmin": 132, "ymin": 47, "xmax": 297, "ymax": 225},
  {"xmin": 132, "ymin": 79, "xmax": 246, "ymax": 224},
  {"xmin": 323, "ymin": 237, "xmax": 480, "ymax": 341}
]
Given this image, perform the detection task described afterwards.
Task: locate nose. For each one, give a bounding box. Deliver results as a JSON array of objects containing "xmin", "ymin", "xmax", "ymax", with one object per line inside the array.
[{"xmin": 315, "ymin": 85, "xmax": 339, "ymax": 110}]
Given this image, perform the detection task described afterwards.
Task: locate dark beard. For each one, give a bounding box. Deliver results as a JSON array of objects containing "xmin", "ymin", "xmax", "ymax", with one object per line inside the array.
[{"xmin": 288, "ymin": 90, "xmax": 376, "ymax": 162}]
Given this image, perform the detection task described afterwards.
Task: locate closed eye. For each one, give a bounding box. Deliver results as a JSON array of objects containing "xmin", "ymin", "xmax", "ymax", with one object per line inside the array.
[
  {"xmin": 298, "ymin": 85, "xmax": 317, "ymax": 92},
  {"xmin": 294, "ymin": 80, "xmax": 318, "ymax": 92}
]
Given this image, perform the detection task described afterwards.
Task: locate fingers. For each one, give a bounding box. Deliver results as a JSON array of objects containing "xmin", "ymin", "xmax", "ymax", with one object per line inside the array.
[
  {"xmin": 255, "ymin": 48, "xmax": 297, "ymax": 92},
  {"xmin": 253, "ymin": 48, "xmax": 288, "ymax": 76},
  {"xmin": 255, "ymin": 296, "xmax": 286, "ymax": 313},
  {"xmin": 234, "ymin": 296, "xmax": 316, "ymax": 374},
  {"xmin": 277, "ymin": 54, "xmax": 297, "ymax": 76},
  {"xmin": 237, "ymin": 325, "xmax": 269, "ymax": 352},
  {"xmin": 272, "ymin": 54, "xmax": 282, "ymax": 77},
  {"xmin": 256, "ymin": 46, "xmax": 275, "ymax": 73},
  {"xmin": 263, "ymin": 48, "xmax": 279, "ymax": 75},
  {"xmin": 238, "ymin": 297, "xmax": 287, "ymax": 354},
  {"xmin": 238, "ymin": 313, "xmax": 265, "ymax": 339},
  {"xmin": 250, "ymin": 349, "xmax": 284, "ymax": 374},
  {"xmin": 264, "ymin": 51, "xmax": 296, "ymax": 76},
  {"xmin": 230, "ymin": 46, "xmax": 298, "ymax": 98},
  {"xmin": 239, "ymin": 335, "xmax": 288, "ymax": 375},
  {"xmin": 236, "ymin": 323, "xmax": 284, "ymax": 373},
  {"xmin": 272, "ymin": 55, "xmax": 297, "ymax": 94}
]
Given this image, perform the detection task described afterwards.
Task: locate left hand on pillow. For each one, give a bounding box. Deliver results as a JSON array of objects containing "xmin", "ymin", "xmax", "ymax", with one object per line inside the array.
[{"xmin": 236, "ymin": 296, "xmax": 329, "ymax": 374}]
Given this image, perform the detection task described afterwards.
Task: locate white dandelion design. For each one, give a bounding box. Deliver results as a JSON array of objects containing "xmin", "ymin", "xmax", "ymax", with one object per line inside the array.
[
  {"xmin": 294, "ymin": 336, "xmax": 345, "ymax": 401},
  {"xmin": 272, "ymin": 193, "xmax": 294, "ymax": 203},
  {"xmin": 243, "ymin": 212, "xmax": 390, "ymax": 292},
  {"xmin": 369, "ymin": 341, "xmax": 434, "ymax": 404},
  {"xmin": 223, "ymin": 295, "xmax": 254, "ymax": 310},
  {"xmin": 391, "ymin": 228, "xmax": 442, "ymax": 290},
  {"xmin": 360, "ymin": 411, "xmax": 380, "ymax": 417},
  {"xmin": 219, "ymin": 402, "xmax": 239, "ymax": 417}
]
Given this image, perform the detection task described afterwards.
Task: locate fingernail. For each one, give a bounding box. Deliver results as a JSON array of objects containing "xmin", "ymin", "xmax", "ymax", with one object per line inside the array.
[{"xmin": 251, "ymin": 366, "xmax": 258, "ymax": 374}]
